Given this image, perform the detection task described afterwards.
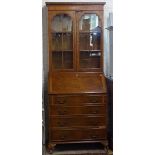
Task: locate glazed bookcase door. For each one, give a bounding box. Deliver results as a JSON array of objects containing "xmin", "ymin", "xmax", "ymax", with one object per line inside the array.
[
  {"xmin": 77, "ymin": 11, "xmax": 103, "ymax": 72},
  {"xmin": 48, "ymin": 11, "xmax": 75, "ymax": 71}
]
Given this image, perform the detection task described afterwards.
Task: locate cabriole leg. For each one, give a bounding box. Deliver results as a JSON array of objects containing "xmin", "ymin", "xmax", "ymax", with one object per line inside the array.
[
  {"xmin": 47, "ymin": 143, "xmax": 56, "ymax": 154},
  {"xmin": 101, "ymin": 141, "xmax": 109, "ymax": 154}
]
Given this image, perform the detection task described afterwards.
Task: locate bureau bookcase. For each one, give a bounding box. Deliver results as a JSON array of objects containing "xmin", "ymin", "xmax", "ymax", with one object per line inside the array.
[{"xmin": 46, "ymin": 2, "xmax": 108, "ymax": 153}]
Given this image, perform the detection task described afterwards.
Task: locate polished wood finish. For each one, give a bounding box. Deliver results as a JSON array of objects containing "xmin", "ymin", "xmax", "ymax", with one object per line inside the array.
[
  {"xmin": 49, "ymin": 128, "xmax": 107, "ymax": 142},
  {"xmin": 49, "ymin": 115, "xmax": 106, "ymax": 127},
  {"xmin": 46, "ymin": 2, "xmax": 108, "ymax": 154},
  {"xmin": 49, "ymin": 94, "xmax": 108, "ymax": 105},
  {"xmin": 48, "ymin": 72, "xmax": 107, "ymax": 94},
  {"xmin": 46, "ymin": 2, "xmax": 106, "ymax": 5},
  {"xmin": 46, "ymin": 3, "xmax": 105, "ymax": 11},
  {"xmin": 49, "ymin": 105, "xmax": 107, "ymax": 115}
]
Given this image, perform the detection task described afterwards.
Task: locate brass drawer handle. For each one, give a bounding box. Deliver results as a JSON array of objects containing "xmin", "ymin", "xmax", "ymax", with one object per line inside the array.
[
  {"xmin": 56, "ymin": 99, "xmax": 66, "ymax": 104},
  {"xmin": 89, "ymin": 121, "xmax": 98, "ymax": 126},
  {"xmin": 58, "ymin": 110, "xmax": 67, "ymax": 115},
  {"xmin": 89, "ymin": 98, "xmax": 98, "ymax": 103},
  {"xmin": 91, "ymin": 135, "xmax": 97, "ymax": 139},
  {"xmin": 92, "ymin": 122, "xmax": 98, "ymax": 126},
  {"xmin": 58, "ymin": 122, "xmax": 67, "ymax": 127},
  {"xmin": 60, "ymin": 135, "xmax": 66, "ymax": 140},
  {"xmin": 92, "ymin": 110, "xmax": 98, "ymax": 114}
]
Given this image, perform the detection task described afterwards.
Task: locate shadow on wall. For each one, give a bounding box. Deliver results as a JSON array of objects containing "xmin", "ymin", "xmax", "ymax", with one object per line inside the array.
[{"xmin": 104, "ymin": 12, "xmax": 113, "ymax": 80}]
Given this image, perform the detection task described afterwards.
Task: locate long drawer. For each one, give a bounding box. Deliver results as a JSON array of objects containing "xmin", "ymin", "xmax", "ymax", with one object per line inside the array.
[
  {"xmin": 49, "ymin": 115, "xmax": 106, "ymax": 127},
  {"xmin": 49, "ymin": 105, "xmax": 106, "ymax": 116},
  {"xmin": 49, "ymin": 95, "xmax": 108, "ymax": 106},
  {"xmin": 49, "ymin": 128, "xmax": 107, "ymax": 141}
]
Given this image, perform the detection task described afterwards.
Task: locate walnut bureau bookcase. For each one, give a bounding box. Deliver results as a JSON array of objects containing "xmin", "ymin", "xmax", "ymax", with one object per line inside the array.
[{"xmin": 45, "ymin": 2, "xmax": 108, "ymax": 153}]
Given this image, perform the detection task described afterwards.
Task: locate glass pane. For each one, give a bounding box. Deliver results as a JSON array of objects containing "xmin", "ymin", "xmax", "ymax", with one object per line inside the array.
[
  {"xmin": 80, "ymin": 32, "xmax": 101, "ymax": 50},
  {"xmin": 51, "ymin": 14, "xmax": 73, "ymax": 70},
  {"xmin": 52, "ymin": 52, "xmax": 62, "ymax": 69},
  {"xmin": 80, "ymin": 33, "xmax": 90, "ymax": 50},
  {"xmin": 62, "ymin": 15, "xmax": 72, "ymax": 32},
  {"xmin": 63, "ymin": 33, "xmax": 73, "ymax": 50},
  {"xmin": 80, "ymin": 51, "xmax": 90, "ymax": 68},
  {"xmin": 52, "ymin": 14, "xmax": 72, "ymax": 32},
  {"xmin": 92, "ymin": 32, "xmax": 101, "ymax": 50},
  {"xmin": 79, "ymin": 14, "xmax": 99, "ymax": 31},
  {"xmin": 52, "ymin": 33, "xmax": 62, "ymax": 51},
  {"xmin": 80, "ymin": 51, "xmax": 101, "ymax": 68},
  {"xmin": 79, "ymin": 13, "xmax": 101, "ymax": 69},
  {"xmin": 63, "ymin": 51, "xmax": 73, "ymax": 69}
]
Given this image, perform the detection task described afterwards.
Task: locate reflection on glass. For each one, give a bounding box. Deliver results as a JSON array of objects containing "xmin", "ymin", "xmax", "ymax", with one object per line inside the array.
[
  {"xmin": 91, "ymin": 32, "xmax": 101, "ymax": 50},
  {"xmin": 63, "ymin": 51, "xmax": 73, "ymax": 69},
  {"xmin": 80, "ymin": 32, "xmax": 101, "ymax": 50},
  {"xmin": 80, "ymin": 51, "xmax": 101, "ymax": 68},
  {"xmin": 79, "ymin": 13, "xmax": 101, "ymax": 69},
  {"xmin": 52, "ymin": 14, "xmax": 72, "ymax": 32},
  {"xmin": 80, "ymin": 33, "xmax": 90, "ymax": 50},
  {"xmin": 79, "ymin": 14, "xmax": 99, "ymax": 31},
  {"xmin": 52, "ymin": 52, "xmax": 62, "ymax": 69},
  {"xmin": 52, "ymin": 33, "xmax": 62, "ymax": 51},
  {"xmin": 63, "ymin": 33, "xmax": 73, "ymax": 50}
]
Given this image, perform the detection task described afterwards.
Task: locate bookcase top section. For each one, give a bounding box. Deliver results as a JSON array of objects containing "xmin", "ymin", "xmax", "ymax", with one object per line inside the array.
[{"xmin": 48, "ymin": 72, "xmax": 107, "ymax": 94}]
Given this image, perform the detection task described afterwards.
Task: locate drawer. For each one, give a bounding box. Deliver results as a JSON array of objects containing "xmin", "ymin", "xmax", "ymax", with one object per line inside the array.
[
  {"xmin": 50, "ymin": 129, "xmax": 82, "ymax": 141},
  {"xmin": 49, "ymin": 128, "xmax": 106, "ymax": 141},
  {"xmin": 83, "ymin": 128, "xmax": 107, "ymax": 140},
  {"xmin": 49, "ymin": 116, "xmax": 106, "ymax": 127},
  {"xmin": 50, "ymin": 95, "xmax": 78, "ymax": 105},
  {"xmin": 83, "ymin": 96, "xmax": 103, "ymax": 103},
  {"xmin": 49, "ymin": 95, "xmax": 108, "ymax": 106},
  {"xmin": 49, "ymin": 105, "xmax": 106, "ymax": 115}
]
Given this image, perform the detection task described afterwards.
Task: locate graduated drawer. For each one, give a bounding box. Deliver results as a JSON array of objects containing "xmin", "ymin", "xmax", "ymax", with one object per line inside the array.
[
  {"xmin": 49, "ymin": 105, "xmax": 106, "ymax": 116},
  {"xmin": 49, "ymin": 128, "xmax": 106, "ymax": 141},
  {"xmin": 49, "ymin": 95, "xmax": 108, "ymax": 106},
  {"xmin": 49, "ymin": 115, "xmax": 106, "ymax": 127}
]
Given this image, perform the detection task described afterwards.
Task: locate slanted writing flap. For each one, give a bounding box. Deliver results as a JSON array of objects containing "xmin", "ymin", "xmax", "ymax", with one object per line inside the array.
[{"xmin": 48, "ymin": 72, "xmax": 107, "ymax": 94}]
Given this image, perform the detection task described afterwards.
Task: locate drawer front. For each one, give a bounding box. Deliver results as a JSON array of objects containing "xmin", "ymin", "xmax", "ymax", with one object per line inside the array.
[
  {"xmin": 49, "ymin": 116, "xmax": 106, "ymax": 127},
  {"xmin": 49, "ymin": 128, "xmax": 106, "ymax": 141},
  {"xmin": 83, "ymin": 96, "xmax": 103, "ymax": 103},
  {"xmin": 83, "ymin": 128, "xmax": 107, "ymax": 140},
  {"xmin": 49, "ymin": 105, "xmax": 106, "ymax": 115},
  {"xmin": 50, "ymin": 129, "xmax": 81, "ymax": 141},
  {"xmin": 49, "ymin": 95, "xmax": 108, "ymax": 106}
]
